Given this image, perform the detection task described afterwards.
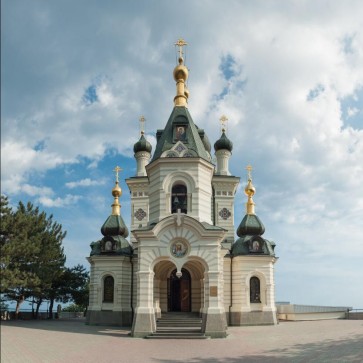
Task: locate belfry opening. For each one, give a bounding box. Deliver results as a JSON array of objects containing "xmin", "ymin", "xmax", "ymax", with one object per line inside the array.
[{"xmin": 86, "ymin": 39, "xmax": 278, "ymax": 338}]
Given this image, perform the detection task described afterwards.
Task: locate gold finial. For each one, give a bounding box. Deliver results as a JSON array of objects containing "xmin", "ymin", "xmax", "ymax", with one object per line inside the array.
[
  {"xmin": 175, "ymin": 38, "xmax": 187, "ymax": 62},
  {"xmin": 111, "ymin": 166, "xmax": 122, "ymax": 216},
  {"xmin": 139, "ymin": 115, "xmax": 146, "ymax": 135},
  {"xmin": 173, "ymin": 38, "xmax": 189, "ymax": 107},
  {"xmin": 220, "ymin": 115, "xmax": 228, "ymax": 133},
  {"xmin": 244, "ymin": 165, "xmax": 256, "ymax": 214}
]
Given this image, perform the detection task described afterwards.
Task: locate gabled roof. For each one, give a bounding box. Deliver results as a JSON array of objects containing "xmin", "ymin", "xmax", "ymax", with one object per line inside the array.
[{"xmin": 151, "ymin": 106, "xmax": 211, "ymax": 162}]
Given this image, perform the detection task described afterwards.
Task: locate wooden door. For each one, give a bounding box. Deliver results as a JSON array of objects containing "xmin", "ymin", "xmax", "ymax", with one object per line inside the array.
[
  {"xmin": 168, "ymin": 268, "xmax": 191, "ymax": 312},
  {"xmin": 180, "ymin": 279, "xmax": 190, "ymax": 312}
]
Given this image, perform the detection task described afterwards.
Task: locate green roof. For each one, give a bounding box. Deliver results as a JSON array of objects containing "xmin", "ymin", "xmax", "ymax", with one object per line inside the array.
[
  {"xmin": 214, "ymin": 131, "xmax": 233, "ymax": 152},
  {"xmin": 101, "ymin": 214, "xmax": 129, "ymax": 238},
  {"xmin": 237, "ymin": 214, "xmax": 265, "ymax": 237},
  {"xmin": 151, "ymin": 106, "xmax": 211, "ymax": 162},
  {"xmin": 89, "ymin": 214, "xmax": 133, "ymax": 256},
  {"xmin": 134, "ymin": 134, "xmax": 152, "ymax": 153},
  {"xmin": 231, "ymin": 235, "xmax": 276, "ymax": 257}
]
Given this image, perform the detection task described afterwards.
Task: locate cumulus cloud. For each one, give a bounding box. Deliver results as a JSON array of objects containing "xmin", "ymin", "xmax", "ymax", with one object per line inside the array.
[
  {"xmin": 38, "ymin": 194, "xmax": 82, "ymax": 208},
  {"xmin": 347, "ymin": 106, "xmax": 359, "ymax": 118},
  {"xmin": 65, "ymin": 178, "xmax": 107, "ymax": 189}
]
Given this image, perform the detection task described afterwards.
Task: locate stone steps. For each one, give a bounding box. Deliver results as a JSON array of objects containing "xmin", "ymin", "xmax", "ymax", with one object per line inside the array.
[{"xmin": 146, "ymin": 312, "xmax": 209, "ymax": 339}]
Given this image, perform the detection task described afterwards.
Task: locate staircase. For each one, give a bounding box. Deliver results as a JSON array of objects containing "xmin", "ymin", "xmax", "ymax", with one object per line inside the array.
[{"xmin": 146, "ymin": 312, "xmax": 209, "ymax": 339}]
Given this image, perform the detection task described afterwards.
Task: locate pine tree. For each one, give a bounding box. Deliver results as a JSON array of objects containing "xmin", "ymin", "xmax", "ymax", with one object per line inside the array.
[
  {"xmin": 0, "ymin": 197, "xmax": 67, "ymax": 318},
  {"xmin": 46, "ymin": 264, "xmax": 89, "ymax": 318},
  {"xmin": 32, "ymin": 215, "xmax": 66, "ymax": 318}
]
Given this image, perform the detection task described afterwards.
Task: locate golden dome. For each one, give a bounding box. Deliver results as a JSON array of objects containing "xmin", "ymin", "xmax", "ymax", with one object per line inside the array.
[
  {"xmin": 173, "ymin": 57, "xmax": 189, "ymax": 82},
  {"xmin": 244, "ymin": 179, "xmax": 255, "ymax": 197},
  {"xmin": 112, "ymin": 182, "xmax": 122, "ymax": 197},
  {"xmin": 173, "ymin": 65, "xmax": 188, "ymax": 82}
]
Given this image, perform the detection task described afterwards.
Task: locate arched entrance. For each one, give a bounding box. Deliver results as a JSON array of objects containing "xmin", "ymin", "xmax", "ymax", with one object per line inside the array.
[
  {"xmin": 153, "ymin": 259, "xmax": 205, "ymax": 315},
  {"xmin": 168, "ymin": 268, "xmax": 191, "ymax": 312}
]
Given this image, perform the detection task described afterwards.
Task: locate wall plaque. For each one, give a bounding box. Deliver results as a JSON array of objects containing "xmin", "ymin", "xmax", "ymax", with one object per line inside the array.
[{"xmin": 210, "ymin": 286, "xmax": 218, "ymax": 297}]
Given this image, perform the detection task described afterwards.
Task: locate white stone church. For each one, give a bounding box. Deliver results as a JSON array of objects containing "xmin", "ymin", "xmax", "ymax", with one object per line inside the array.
[{"xmin": 86, "ymin": 40, "xmax": 278, "ymax": 338}]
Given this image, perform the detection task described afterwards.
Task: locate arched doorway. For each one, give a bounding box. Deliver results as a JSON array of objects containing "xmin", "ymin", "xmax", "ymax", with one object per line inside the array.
[{"xmin": 168, "ymin": 268, "xmax": 191, "ymax": 312}]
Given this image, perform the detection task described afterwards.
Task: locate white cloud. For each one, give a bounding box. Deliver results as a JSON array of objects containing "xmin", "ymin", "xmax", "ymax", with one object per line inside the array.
[
  {"xmin": 347, "ymin": 106, "xmax": 359, "ymax": 118},
  {"xmin": 21, "ymin": 184, "xmax": 54, "ymax": 197},
  {"xmin": 38, "ymin": 194, "xmax": 81, "ymax": 208},
  {"xmin": 65, "ymin": 178, "xmax": 106, "ymax": 189}
]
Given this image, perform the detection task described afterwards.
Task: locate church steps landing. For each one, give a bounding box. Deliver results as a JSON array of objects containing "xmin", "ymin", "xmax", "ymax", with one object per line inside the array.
[{"xmin": 145, "ymin": 312, "xmax": 208, "ymax": 339}]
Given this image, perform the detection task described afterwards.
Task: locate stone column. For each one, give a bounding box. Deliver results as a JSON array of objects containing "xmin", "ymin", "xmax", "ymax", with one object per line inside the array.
[
  {"xmin": 202, "ymin": 271, "xmax": 227, "ymax": 338},
  {"xmin": 199, "ymin": 278, "xmax": 204, "ymax": 315},
  {"xmin": 131, "ymin": 270, "xmax": 156, "ymax": 337},
  {"xmin": 154, "ymin": 278, "xmax": 161, "ymax": 318}
]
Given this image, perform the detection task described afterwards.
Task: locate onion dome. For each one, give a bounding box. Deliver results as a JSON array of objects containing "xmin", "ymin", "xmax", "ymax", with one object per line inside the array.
[
  {"xmin": 236, "ymin": 214, "xmax": 265, "ymax": 237},
  {"xmin": 90, "ymin": 167, "xmax": 132, "ymax": 256},
  {"xmin": 236, "ymin": 170, "xmax": 264, "ymax": 237},
  {"xmin": 133, "ymin": 133, "xmax": 152, "ymax": 154},
  {"xmin": 214, "ymin": 130, "xmax": 233, "ymax": 152},
  {"xmin": 173, "ymin": 57, "xmax": 189, "ymax": 82},
  {"xmin": 101, "ymin": 213, "xmax": 129, "ymax": 238},
  {"xmin": 231, "ymin": 166, "xmax": 276, "ymax": 257}
]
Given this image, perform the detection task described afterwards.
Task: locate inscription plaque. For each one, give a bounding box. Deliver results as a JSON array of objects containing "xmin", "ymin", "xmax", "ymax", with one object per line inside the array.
[{"xmin": 210, "ymin": 286, "xmax": 218, "ymax": 297}]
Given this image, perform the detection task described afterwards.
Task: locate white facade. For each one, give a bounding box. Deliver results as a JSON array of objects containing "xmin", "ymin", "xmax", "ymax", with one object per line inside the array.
[{"xmin": 86, "ymin": 53, "xmax": 278, "ymax": 337}]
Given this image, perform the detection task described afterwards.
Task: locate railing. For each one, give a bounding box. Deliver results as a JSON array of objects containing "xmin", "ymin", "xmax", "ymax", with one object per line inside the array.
[
  {"xmin": 346, "ymin": 309, "xmax": 363, "ymax": 320},
  {"xmin": 1, "ymin": 308, "xmax": 85, "ymax": 320}
]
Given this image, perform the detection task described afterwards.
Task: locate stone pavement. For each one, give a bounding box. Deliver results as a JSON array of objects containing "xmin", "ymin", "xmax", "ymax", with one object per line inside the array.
[{"xmin": 1, "ymin": 319, "xmax": 362, "ymax": 362}]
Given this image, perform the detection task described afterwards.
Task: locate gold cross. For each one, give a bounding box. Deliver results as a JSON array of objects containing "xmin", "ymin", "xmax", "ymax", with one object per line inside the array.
[
  {"xmin": 246, "ymin": 165, "xmax": 253, "ymax": 180},
  {"xmin": 175, "ymin": 38, "xmax": 187, "ymax": 59},
  {"xmin": 219, "ymin": 115, "xmax": 228, "ymax": 131},
  {"xmin": 139, "ymin": 115, "xmax": 146, "ymax": 134},
  {"xmin": 113, "ymin": 166, "xmax": 122, "ymax": 182}
]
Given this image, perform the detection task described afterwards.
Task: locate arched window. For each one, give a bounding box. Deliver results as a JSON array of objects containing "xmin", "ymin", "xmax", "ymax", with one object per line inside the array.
[
  {"xmin": 171, "ymin": 184, "xmax": 187, "ymax": 214},
  {"xmin": 103, "ymin": 276, "xmax": 114, "ymax": 303},
  {"xmin": 250, "ymin": 277, "xmax": 261, "ymax": 303}
]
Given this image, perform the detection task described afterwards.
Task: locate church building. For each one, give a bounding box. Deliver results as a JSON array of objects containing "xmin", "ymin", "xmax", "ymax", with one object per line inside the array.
[{"xmin": 86, "ymin": 40, "xmax": 278, "ymax": 338}]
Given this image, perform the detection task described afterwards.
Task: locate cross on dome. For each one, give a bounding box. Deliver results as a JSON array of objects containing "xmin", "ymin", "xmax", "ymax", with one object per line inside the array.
[
  {"xmin": 113, "ymin": 166, "xmax": 122, "ymax": 183},
  {"xmin": 246, "ymin": 164, "xmax": 253, "ymax": 180},
  {"xmin": 219, "ymin": 115, "xmax": 228, "ymax": 132},
  {"xmin": 175, "ymin": 38, "xmax": 187, "ymax": 60},
  {"xmin": 139, "ymin": 115, "xmax": 146, "ymax": 135}
]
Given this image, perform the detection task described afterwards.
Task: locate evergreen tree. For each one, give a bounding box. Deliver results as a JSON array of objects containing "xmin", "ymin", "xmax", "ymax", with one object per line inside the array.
[
  {"xmin": 46, "ymin": 264, "xmax": 89, "ymax": 318},
  {"xmin": 0, "ymin": 196, "xmax": 66, "ymax": 318},
  {"xmin": 67, "ymin": 264, "xmax": 89, "ymax": 313},
  {"xmin": 32, "ymin": 215, "xmax": 66, "ymax": 318}
]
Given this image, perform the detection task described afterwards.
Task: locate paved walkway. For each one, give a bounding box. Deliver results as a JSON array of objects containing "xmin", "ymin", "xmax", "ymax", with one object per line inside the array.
[{"xmin": 1, "ymin": 319, "xmax": 362, "ymax": 362}]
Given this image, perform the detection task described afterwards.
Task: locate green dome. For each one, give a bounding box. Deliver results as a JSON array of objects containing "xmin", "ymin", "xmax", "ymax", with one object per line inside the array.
[
  {"xmin": 236, "ymin": 214, "xmax": 265, "ymax": 237},
  {"xmin": 134, "ymin": 134, "xmax": 152, "ymax": 154},
  {"xmin": 214, "ymin": 131, "xmax": 233, "ymax": 152},
  {"xmin": 101, "ymin": 215, "xmax": 129, "ymax": 237},
  {"xmin": 90, "ymin": 214, "xmax": 132, "ymax": 256}
]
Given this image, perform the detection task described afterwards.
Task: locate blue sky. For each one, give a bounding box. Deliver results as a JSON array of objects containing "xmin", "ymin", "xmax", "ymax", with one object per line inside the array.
[{"xmin": 2, "ymin": 0, "xmax": 363, "ymax": 308}]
